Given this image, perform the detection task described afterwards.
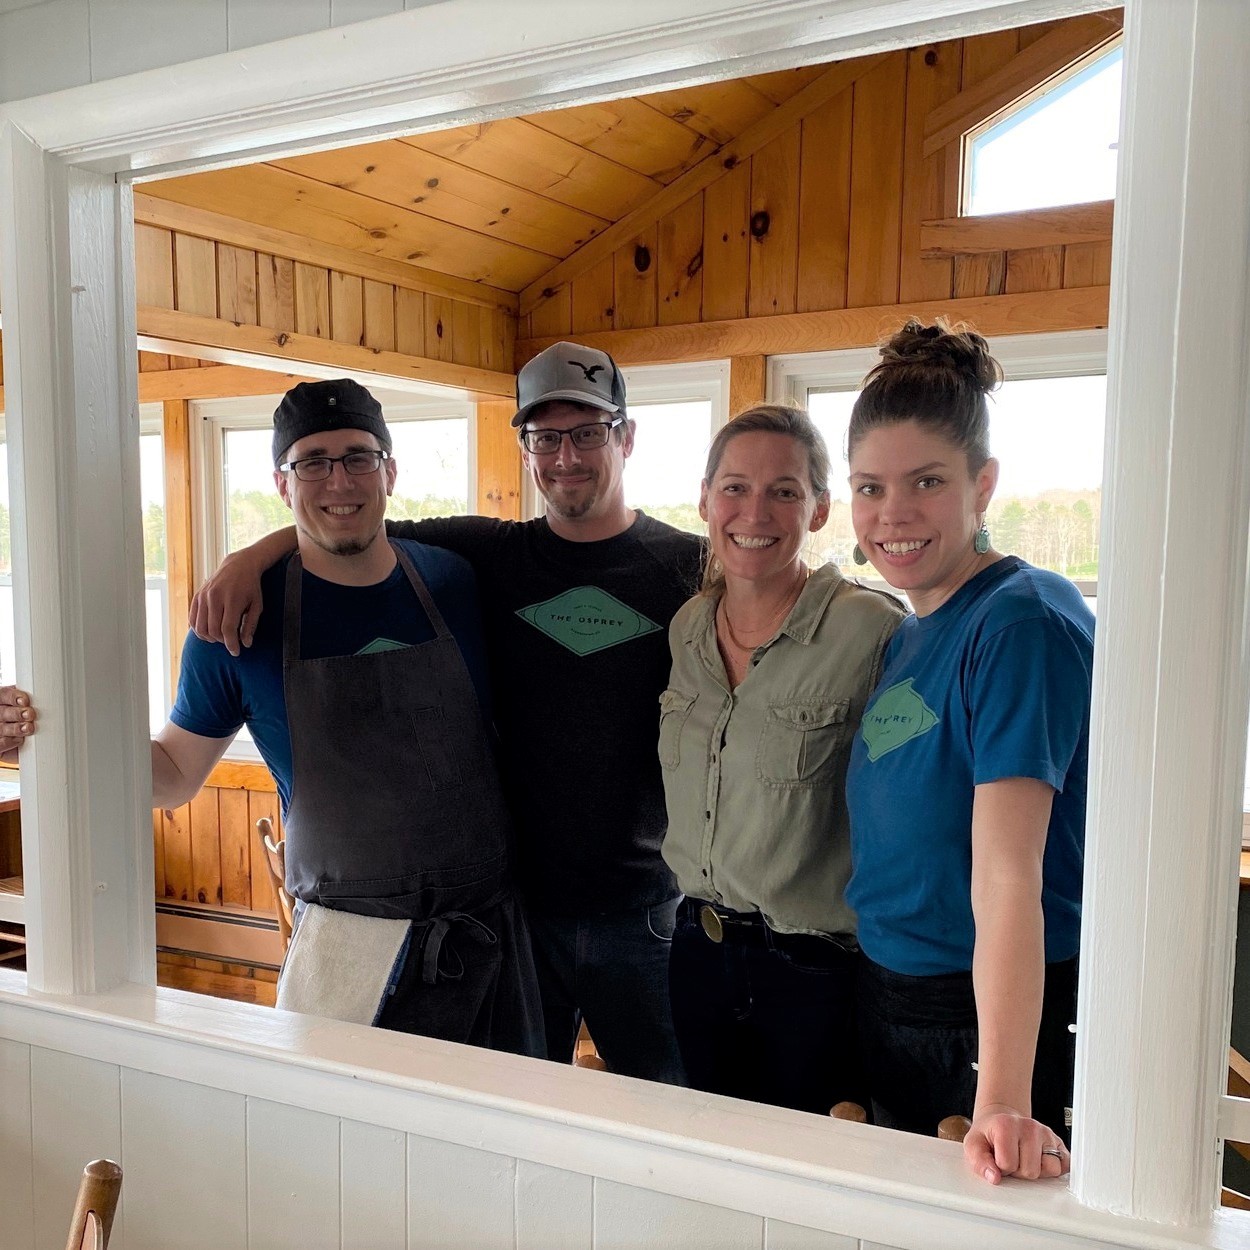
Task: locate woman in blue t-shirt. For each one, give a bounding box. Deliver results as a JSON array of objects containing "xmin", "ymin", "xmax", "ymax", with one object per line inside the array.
[{"xmin": 842, "ymin": 319, "xmax": 1095, "ymax": 1185}]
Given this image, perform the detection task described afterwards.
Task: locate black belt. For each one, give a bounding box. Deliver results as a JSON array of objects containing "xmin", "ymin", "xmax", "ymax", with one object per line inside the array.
[{"xmin": 685, "ymin": 898, "xmax": 854, "ymax": 960}]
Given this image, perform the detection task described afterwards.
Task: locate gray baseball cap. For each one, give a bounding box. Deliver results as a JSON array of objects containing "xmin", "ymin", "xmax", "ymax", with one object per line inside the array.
[{"xmin": 512, "ymin": 342, "xmax": 627, "ymax": 427}]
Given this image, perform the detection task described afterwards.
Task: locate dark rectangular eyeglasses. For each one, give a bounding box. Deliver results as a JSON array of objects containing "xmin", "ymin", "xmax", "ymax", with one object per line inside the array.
[
  {"xmin": 279, "ymin": 450, "xmax": 390, "ymax": 481},
  {"xmin": 520, "ymin": 416, "xmax": 624, "ymax": 455}
]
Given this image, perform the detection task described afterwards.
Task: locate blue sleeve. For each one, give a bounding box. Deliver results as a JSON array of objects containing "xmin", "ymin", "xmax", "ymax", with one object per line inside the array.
[
  {"xmin": 169, "ymin": 630, "xmax": 246, "ymax": 740},
  {"xmin": 967, "ymin": 615, "xmax": 1092, "ymax": 792}
]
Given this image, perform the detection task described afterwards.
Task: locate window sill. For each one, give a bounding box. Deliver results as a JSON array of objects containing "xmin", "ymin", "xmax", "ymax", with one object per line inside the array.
[{"xmin": 0, "ymin": 967, "xmax": 1245, "ymax": 1250}]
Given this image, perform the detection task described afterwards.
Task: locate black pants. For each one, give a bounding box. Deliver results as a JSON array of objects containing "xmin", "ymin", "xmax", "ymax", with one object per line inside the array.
[
  {"xmin": 856, "ymin": 951, "xmax": 1078, "ymax": 1142},
  {"xmin": 668, "ymin": 899, "xmax": 863, "ymax": 1115}
]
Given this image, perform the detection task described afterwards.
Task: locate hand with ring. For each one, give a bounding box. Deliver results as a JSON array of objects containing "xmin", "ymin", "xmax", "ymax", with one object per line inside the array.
[{"xmin": 963, "ymin": 1103, "xmax": 1070, "ymax": 1183}]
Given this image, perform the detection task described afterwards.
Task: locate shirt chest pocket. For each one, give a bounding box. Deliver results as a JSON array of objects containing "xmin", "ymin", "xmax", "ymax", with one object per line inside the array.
[
  {"xmin": 658, "ymin": 689, "xmax": 697, "ymax": 771},
  {"xmin": 757, "ymin": 698, "xmax": 851, "ymax": 788}
]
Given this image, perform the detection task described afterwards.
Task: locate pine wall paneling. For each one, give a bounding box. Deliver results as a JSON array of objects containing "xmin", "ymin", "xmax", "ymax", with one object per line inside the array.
[{"xmin": 526, "ymin": 25, "xmax": 1117, "ymax": 366}]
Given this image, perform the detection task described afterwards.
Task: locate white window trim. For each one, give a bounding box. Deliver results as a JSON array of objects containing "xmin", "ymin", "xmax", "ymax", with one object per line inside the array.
[{"xmin": 1, "ymin": 0, "xmax": 1248, "ymax": 1236}]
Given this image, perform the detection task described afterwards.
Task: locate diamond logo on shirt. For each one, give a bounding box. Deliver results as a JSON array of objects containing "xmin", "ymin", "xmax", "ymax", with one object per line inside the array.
[
  {"xmin": 860, "ymin": 678, "xmax": 940, "ymax": 762},
  {"xmin": 517, "ymin": 587, "xmax": 660, "ymax": 657}
]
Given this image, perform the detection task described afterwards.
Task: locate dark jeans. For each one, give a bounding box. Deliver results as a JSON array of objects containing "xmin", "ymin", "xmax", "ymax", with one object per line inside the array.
[
  {"xmin": 856, "ymin": 951, "xmax": 1078, "ymax": 1142},
  {"xmin": 527, "ymin": 897, "xmax": 688, "ymax": 1085},
  {"xmin": 668, "ymin": 899, "xmax": 862, "ymax": 1115}
]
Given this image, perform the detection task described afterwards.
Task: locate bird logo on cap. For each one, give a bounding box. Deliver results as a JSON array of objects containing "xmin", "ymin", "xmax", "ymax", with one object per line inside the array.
[{"xmin": 570, "ymin": 360, "xmax": 605, "ymax": 383}]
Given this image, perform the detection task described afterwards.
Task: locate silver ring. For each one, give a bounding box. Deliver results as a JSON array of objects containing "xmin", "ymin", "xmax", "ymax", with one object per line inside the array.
[{"xmin": 1041, "ymin": 1147, "xmax": 1064, "ymax": 1159}]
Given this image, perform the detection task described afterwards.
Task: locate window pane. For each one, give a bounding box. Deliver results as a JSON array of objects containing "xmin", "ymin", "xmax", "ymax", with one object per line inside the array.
[
  {"xmin": 385, "ymin": 418, "xmax": 469, "ymax": 521},
  {"xmin": 0, "ymin": 433, "xmax": 169, "ymax": 732},
  {"xmin": 808, "ymin": 375, "xmax": 1106, "ymax": 581},
  {"xmin": 140, "ymin": 432, "xmax": 170, "ymax": 732},
  {"xmin": 624, "ymin": 400, "xmax": 711, "ymax": 536},
  {"xmin": 967, "ymin": 46, "xmax": 1121, "ymax": 215}
]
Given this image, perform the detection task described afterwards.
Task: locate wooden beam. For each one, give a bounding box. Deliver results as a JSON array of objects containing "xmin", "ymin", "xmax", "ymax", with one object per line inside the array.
[
  {"xmin": 134, "ymin": 193, "xmax": 519, "ymax": 316},
  {"xmin": 728, "ymin": 356, "xmax": 766, "ymax": 416},
  {"xmin": 475, "ymin": 398, "xmax": 522, "ymax": 521},
  {"xmin": 921, "ymin": 200, "xmax": 1113, "ymax": 256},
  {"xmin": 140, "ymin": 364, "xmax": 316, "ymax": 402},
  {"xmin": 518, "ymin": 286, "xmax": 1110, "ymax": 368},
  {"xmin": 923, "ymin": 11, "xmax": 1123, "ymax": 157},
  {"xmin": 162, "ymin": 400, "xmax": 195, "ymax": 685},
  {"xmin": 137, "ymin": 306, "xmax": 516, "ymax": 399},
  {"xmin": 518, "ymin": 54, "xmax": 889, "ymax": 318}
]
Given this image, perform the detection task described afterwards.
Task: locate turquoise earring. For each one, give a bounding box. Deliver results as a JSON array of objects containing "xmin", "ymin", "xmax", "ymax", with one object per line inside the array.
[
  {"xmin": 974, "ymin": 522, "xmax": 990, "ymax": 555},
  {"xmin": 852, "ymin": 544, "xmax": 868, "ymax": 566}
]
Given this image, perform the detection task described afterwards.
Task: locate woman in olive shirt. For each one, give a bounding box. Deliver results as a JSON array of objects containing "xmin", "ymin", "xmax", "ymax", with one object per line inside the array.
[{"xmin": 659, "ymin": 404, "xmax": 903, "ymax": 1114}]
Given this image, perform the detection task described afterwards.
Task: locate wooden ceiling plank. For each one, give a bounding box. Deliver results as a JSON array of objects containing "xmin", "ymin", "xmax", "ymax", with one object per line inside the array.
[
  {"xmin": 271, "ymin": 141, "xmax": 607, "ymax": 259},
  {"xmin": 921, "ymin": 200, "xmax": 1113, "ymax": 255},
  {"xmin": 402, "ymin": 118, "xmax": 659, "ymax": 224},
  {"xmin": 637, "ymin": 78, "xmax": 779, "ymax": 148},
  {"xmin": 137, "ymin": 306, "xmax": 516, "ymax": 398},
  {"xmin": 923, "ymin": 12, "xmax": 1124, "ymax": 157},
  {"xmin": 147, "ymin": 165, "xmax": 554, "ymax": 292},
  {"xmin": 135, "ymin": 193, "xmax": 517, "ymax": 314},
  {"xmin": 519, "ymin": 52, "xmax": 889, "ymax": 317},
  {"xmin": 136, "ymin": 182, "xmax": 527, "ymax": 306},
  {"xmin": 517, "ymin": 285, "xmax": 1110, "ymax": 368},
  {"xmin": 524, "ymin": 96, "xmax": 713, "ymax": 184}
]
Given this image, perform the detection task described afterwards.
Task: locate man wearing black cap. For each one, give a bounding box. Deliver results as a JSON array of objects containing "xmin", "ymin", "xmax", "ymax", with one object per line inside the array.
[
  {"xmin": 150, "ymin": 379, "xmax": 544, "ymax": 1057},
  {"xmin": 192, "ymin": 346, "xmax": 702, "ymax": 1086}
]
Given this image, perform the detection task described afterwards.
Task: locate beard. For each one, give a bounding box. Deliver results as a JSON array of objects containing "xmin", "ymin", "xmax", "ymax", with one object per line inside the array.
[
  {"xmin": 304, "ymin": 527, "xmax": 381, "ymax": 558},
  {"xmin": 542, "ymin": 471, "xmax": 600, "ymax": 520}
]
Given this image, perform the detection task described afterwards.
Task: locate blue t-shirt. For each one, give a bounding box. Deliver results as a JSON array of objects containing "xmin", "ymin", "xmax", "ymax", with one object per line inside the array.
[
  {"xmin": 845, "ymin": 557, "xmax": 1094, "ymax": 976},
  {"xmin": 170, "ymin": 540, "xmax": 491, "ymax": 814}
]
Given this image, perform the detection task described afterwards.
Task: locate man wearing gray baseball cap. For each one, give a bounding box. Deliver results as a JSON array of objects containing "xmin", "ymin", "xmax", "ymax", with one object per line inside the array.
[{"xmin": 191, "ymin": 345, "xmax": 702, "ymax": 1086}]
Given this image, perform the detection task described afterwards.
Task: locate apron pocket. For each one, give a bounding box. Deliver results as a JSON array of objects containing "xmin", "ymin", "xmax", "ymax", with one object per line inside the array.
[{"xmin": 410, "ymin": 704, "xmax": 466, "ymax": 791}]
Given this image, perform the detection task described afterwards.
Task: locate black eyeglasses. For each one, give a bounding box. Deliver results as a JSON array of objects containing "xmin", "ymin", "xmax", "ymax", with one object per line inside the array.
[
  {"xmin": 279, "ymin": 450, "xmax": 390, "ymax": 481},
  {"xmin": 520, "ymin": 417, "xmax": 624, "ymax": 455}
]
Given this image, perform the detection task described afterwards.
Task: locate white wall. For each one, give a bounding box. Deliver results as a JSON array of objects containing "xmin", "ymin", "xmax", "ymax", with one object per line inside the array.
[
  {"xmin": 0, "ymin": 0, "xmax": 444, "ymax": 103},
  {"xmin": 2, "ymin": 973, "xmax": 1233, "ymax": 1250}
]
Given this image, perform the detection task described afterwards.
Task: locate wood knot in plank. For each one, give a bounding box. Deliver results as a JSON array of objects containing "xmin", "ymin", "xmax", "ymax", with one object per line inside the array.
[
  {"xmin": 750, "ymin": 211, "xmax": 771, "ymax": 241},
  {"xmin": 686, "ymin": 248, "xmax": 703, "ymax": 279},
  {"xmin": 633, "ymin": 244, "xmax": 652, "ymax": 273},
  {"xmin": 924, "ymin": 48, "xmax": 938, "ymax": 66}
]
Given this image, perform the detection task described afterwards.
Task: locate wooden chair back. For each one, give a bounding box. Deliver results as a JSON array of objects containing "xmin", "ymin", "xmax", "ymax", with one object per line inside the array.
[
  {"xmin": 65, "ymin": 1159, "xmax": 121, "ymax": 1250},
  {"xmin": 255, "ymin": 817, "xmax": 294, "ymax": 957}
]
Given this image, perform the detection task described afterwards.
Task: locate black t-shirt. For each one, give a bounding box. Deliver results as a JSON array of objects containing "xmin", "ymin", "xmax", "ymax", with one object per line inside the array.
[{"xmin": 387, "ymin": 512, "xmax": 704, "ymax": 916}]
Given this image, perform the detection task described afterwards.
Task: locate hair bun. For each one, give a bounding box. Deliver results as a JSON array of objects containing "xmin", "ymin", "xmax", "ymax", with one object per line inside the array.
[{"xmin": 878, "ymin": 318, "xmax": 1001, "ymax": 394}]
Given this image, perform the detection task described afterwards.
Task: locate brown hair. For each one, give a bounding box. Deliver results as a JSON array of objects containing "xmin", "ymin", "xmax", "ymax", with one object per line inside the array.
[
  {"xmin": 848, "ymin": 318, "xmax": 1002, "ymax": 473},
  {"xmin": 700, "ymin": 403, "xmax": 830, "ymax": 595}
]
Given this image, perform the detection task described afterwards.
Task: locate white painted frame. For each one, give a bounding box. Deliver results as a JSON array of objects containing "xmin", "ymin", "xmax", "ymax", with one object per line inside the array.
[{"xmin": 0, "ymin": 0, "xmax": 1248, "ymax": 1235}]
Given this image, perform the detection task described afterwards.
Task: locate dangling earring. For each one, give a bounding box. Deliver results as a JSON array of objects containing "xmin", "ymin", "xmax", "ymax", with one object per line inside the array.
[
  {"xmin": 974, "ymin": 521, "xmax": 990, "ymax": 555},
  {"xmin": 852, "ymin": 544, "xmax": 868, "ymax": 566}
]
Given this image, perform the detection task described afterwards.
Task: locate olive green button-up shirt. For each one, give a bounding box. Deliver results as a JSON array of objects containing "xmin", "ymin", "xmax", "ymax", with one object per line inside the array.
[{"xmin": 660, "ymin": 564, "xmax": 904, "ymax": 938}]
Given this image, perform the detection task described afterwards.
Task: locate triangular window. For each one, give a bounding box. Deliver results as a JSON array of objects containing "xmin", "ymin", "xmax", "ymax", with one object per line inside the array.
[{"xmin": 965, "ymin": 42, "xmax": 1122, "ymax": 215}]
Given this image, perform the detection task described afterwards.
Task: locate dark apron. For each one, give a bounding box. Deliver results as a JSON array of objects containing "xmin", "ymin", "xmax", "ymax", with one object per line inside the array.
[{"xmin": 281, "ymin": 543, "xmax": 543, "ymax": 1057}]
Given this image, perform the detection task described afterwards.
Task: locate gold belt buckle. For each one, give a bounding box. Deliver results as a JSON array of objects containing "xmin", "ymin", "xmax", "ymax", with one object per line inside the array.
[{"xmin": 699, "ymin": 904, "xmax": 725, "ymax": 943}]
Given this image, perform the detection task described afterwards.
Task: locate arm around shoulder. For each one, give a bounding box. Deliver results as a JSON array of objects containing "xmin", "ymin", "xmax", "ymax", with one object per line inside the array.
[{"xmin": 189, "ymin": 526, "xmax": 297, "ymax": 655}]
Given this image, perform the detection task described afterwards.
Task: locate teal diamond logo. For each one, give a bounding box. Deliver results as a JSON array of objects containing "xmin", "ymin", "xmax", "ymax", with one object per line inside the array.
[{"xmin": 517, "ymin": 586, "xmax": 660, "ymax": 656}]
